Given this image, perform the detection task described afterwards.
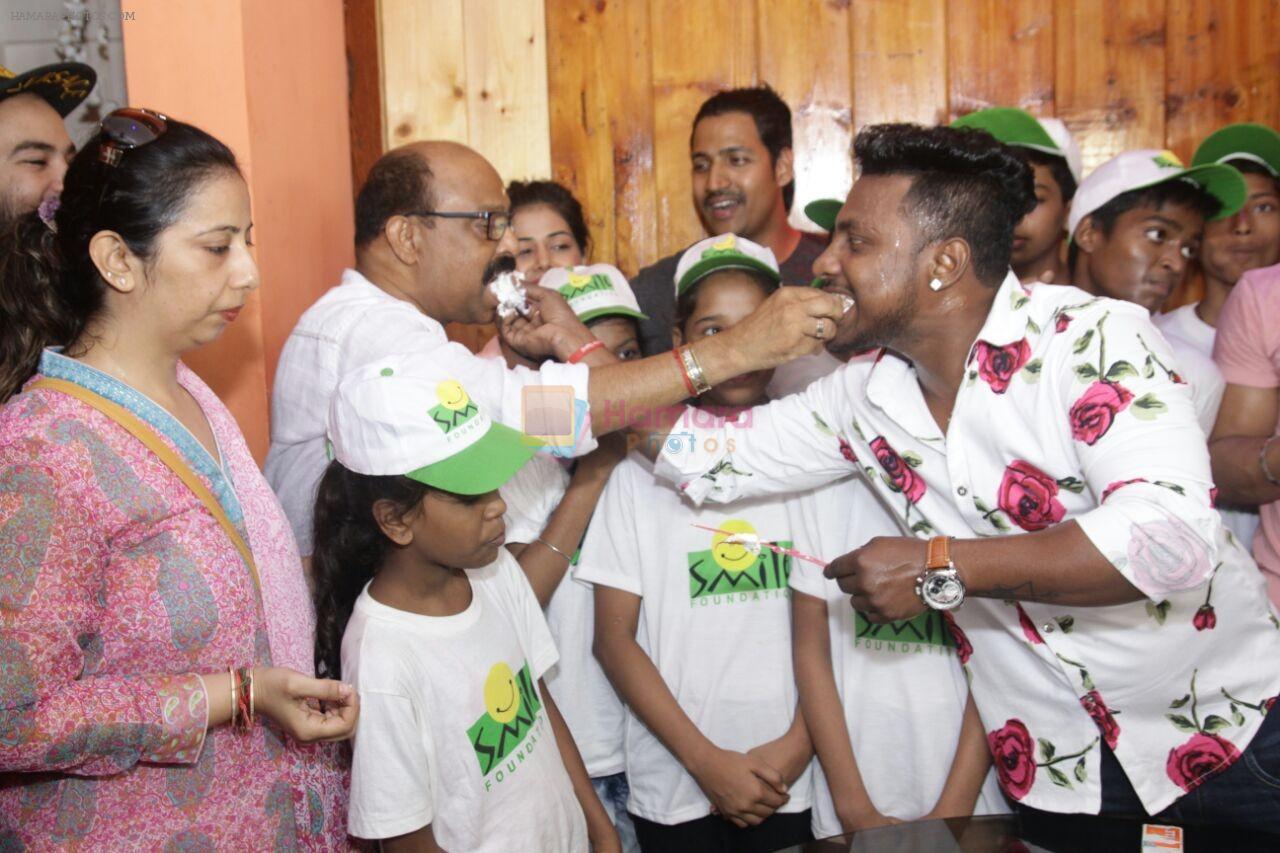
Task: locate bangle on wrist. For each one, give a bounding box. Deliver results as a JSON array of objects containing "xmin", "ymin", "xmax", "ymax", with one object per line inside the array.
[
  {"xmin": 1261, "ymin": 435, "xmax": 1280, "ymax": 487},
  {"xmin": 567, "ymin": 339, "xmax": 605, "ymax": 364},
  {"xmin": 671, "ymin": 348, "xmax": 697, "ymax": 397},
  {"xmin": 674, "ymin": 345, "xmax": 712, "ymax": 396},
  {"xmin": 535, "ymin": 537, "xmax": 573, "ymax": 565},
  {"xmin": 228, "ymin": 665, "xmax": 238, "ymax": 729}
]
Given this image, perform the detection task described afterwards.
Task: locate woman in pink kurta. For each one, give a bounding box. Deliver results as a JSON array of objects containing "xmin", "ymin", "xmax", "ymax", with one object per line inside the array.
[{"xmin": 0, "ymin": 111, "xmax": 355, "ymax": 849}]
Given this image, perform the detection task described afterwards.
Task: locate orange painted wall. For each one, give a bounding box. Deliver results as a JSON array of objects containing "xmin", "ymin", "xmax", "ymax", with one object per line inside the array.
[{"xmin": 121, "ymin": 0, "xmax": 355, "ymax": 461}]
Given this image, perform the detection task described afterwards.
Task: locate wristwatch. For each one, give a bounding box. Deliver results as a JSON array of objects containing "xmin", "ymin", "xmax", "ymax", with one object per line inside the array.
[{"xmin": 915, "ymin": 536, "xmax": 966, "ymax": 611}]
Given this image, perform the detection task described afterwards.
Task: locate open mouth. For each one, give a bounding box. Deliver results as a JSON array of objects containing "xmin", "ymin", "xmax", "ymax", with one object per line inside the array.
[{"xmin": 705, "ymin": 196, "xmax": 742, "ymax": 221}]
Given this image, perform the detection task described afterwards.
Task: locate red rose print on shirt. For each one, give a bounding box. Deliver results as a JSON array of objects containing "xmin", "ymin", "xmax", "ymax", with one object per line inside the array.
[
  {"xmin": 838, "ymin": 438, "xmax": 857, "ymax": 464},
  {"xmin": 997, "ymin": 460, "xmax": 1066, "ymax": 531},
  {"xmin": 1166, "ymin": 733, "xmax": 1241, "ymax": 792},
  {"xmin": 988, "ymin": 719, "xmax": 1036, "ymax": 800},
  {"xmin": 1127, "ymin": 519, "xmax": 1213, "ymax": 596},
  {"xmin": 1080, "ymin": 691, "xmax": 1121, "ymax": 749},
  {"xmin": 1101, "ymin": 478, "xmax": 1148, "ymax": 503},
  {"xmin": 1193, "ymin": 605, "xmax": 1216, "ymax": 631},
  {"xmin": 1055, "ymin": 313, "xmax": 1073, "ymax": 333},
  {"xmin": 973, "ymin": 339, "xmax": 1032, "ymax": 394},
  {"xmin": 870, "ymin": 436, "xmax": 925, "ymax": 504},
  {"xmin": 942, "ymin": 612, "xmax": 972, "ymax": 665},
  {"xmin": 1016, "ymin": 604, "xmax": 1044, "ymax": 644},
  {"xmin": 1069, "ymin": 381, "xmax": 1134, "ymax": 445}
]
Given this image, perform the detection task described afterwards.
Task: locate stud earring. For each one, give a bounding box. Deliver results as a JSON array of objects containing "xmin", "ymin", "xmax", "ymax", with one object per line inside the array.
[{"xmin": 929, "ymin": 278, "xmax": 944, "ymax": 292}]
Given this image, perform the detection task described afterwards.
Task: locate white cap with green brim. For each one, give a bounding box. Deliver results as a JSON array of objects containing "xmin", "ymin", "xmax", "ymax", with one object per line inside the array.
[
  {"xmin": 541, "ymin": 263, "xmax": 648, "ymax": 324},
  {"xmin": 1192, "ymin": 123, "xmax": 1280, "ymax": 177},
  {"xmin": 674, "ymin": 233, "xmax": 780, "ymax": 297},
  {"xmin": 951, "ymin": 107, "xmax": 1083, "ymax": 183},
  {"xmin": 327, "ymin": 356, "xmax": 538, "ymax": 495},
  {"xmin": 1067, "ymin": 149, "xmax": 1248, "ymax": 240}
]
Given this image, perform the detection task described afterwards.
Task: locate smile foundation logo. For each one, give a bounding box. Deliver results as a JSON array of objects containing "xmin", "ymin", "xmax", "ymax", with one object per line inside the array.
[
  {"xmin": 700, "ymin": 233, "xmax": 739, "ymax": 260},
  {"xmin": 558, "ymin": 270, "xmax": 615, "ymax": 300},
  {"xmin": 468, "ymin": 661, "xmax": 545, "ymax": 789},
  {"xmin": 686, "ymin": 518, "xmax": 792, "ymax": 602},
  {"xmin": 853, "ymin": 610, "xmax": 956, "ymax": 654},
  {"xmin": 429, "ymin": 379, "xmax": 479, "ymax": 434}
]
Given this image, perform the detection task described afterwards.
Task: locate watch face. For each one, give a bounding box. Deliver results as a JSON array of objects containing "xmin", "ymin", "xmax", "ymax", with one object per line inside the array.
[{"xmin": 923, "ymin": 573, "xmax": 964, "ymax": 610}]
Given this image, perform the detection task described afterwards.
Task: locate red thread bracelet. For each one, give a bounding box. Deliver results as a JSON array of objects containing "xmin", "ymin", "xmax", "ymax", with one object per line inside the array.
[
  {"xmin": 567, "ymin": 339, "xmax": 605, "ymax": 364},
  {"xmin": 672, "ymin": 347, "xmax": 697, "ymax": 397}
]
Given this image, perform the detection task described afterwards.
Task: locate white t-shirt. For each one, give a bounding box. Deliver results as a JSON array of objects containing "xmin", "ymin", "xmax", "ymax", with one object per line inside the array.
[
  {"xmin": 343, "ymin": 551, "xmax": 587, "ymax": 852},
  {"xmin": 576, "ymin": 452, "xmax": 814, "ymax": 825},
  {"xmin": 1155, "ymin": 302, "xmax": 1259, "ymax": 548},
  {"xmin": 500, "ymin": 453, "xmax": 627, "ymax": 777},
  {"xmin": 785, "ymin": 478, "xmax": 1009, "ymax": 838},
  {"xmin": 1149, "ymin": 304, "xmax": 1225, "ymax": 435}
]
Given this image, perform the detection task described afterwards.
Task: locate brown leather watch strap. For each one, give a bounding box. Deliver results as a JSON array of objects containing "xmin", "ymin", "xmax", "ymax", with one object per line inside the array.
[{"xmin": 926, "ymin": 535, "xmax": 951, "ymax": 570}]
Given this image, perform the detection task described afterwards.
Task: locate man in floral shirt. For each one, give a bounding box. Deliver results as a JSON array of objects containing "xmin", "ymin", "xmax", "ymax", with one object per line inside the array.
[{"xmin": 647, "ymin": 124, "xmax": 1280, "ymax": 829}]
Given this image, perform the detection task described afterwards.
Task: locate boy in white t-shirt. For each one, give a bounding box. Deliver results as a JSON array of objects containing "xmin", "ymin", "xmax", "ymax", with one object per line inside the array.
[
  {"xmin": 312, "ymin": 356, "xmax": 618, "ymax": 852},
  {"xmin": 786, "ymin": 432, "xmax": 1008, "ymax": 837},
  {"xmin": 581, "ymin": 236, "xmax": 815, "ymax": 852}
]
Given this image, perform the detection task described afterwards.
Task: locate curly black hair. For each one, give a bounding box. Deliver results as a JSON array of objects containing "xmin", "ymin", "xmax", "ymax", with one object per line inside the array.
[{"xmin": 855, "ymin": 123, "xmax": 1036, "ymax": 286}]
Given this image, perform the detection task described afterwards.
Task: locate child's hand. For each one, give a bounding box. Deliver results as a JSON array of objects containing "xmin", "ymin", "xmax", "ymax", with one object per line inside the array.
[
  {"xmin": 254, "ymin": 667, "xmax": 359, "ymax": 743},
  {"xmin": 747, "ymin": 731, "xmax": 812, "ymax": 787},
  {"xmin": 836, "ymin": 806, "xmax": 902, "ymax": 833},
  {"xmin": 691, "ymin": 746, "xmax": 789, "ymax": 827}
]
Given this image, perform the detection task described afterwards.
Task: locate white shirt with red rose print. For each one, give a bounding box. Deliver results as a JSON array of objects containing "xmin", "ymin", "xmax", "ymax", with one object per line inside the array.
[{"xmin": 652, "ymin": 271, "xmax": 1280, "ymax": 816}]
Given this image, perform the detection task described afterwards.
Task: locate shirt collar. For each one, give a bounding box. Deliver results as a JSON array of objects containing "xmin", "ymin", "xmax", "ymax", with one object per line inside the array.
[
  {"xmin": 862, "ymin": 270, "xmax": 1031, "ymax": 443},
  {"xmin": 971, "ymin": 270, "xmax": 1036, "ymax": 349}
]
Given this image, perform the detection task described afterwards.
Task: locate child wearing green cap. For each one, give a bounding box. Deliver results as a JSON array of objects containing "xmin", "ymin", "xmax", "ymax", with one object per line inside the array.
[
  {"xmin": 952, "ymin": 107, "xmax": 1082, "ymax": 284},
  {"xmin": 581, "ymin": 235, "xmax": 819, "ymax": 852},
  {"xmin": 312, "ymin": 356, "xmax": 619, "ymax": 853},
  {"xmin": 1156, "ymin": 124, "xmax": 1280, "ymax": 550}
]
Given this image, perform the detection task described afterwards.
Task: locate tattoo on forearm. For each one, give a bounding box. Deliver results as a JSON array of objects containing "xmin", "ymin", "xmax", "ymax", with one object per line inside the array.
[{"xmin": 973, "ymin": 581, "xmax": 1061, "ymax": 602}]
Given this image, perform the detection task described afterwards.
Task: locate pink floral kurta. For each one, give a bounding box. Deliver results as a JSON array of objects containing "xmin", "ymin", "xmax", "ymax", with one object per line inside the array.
[{"xmin": 0, "ymin": 354, "xmax": 348, "ymax": 850}]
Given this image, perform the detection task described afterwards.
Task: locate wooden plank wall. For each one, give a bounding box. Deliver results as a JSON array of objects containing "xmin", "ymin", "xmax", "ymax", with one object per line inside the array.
[{"xmin": 367, "ymin": 0, "xmax": 1280, "ymax": 320}]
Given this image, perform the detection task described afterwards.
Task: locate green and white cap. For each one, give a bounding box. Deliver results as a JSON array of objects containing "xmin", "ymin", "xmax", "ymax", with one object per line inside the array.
[
  {"xmin": 674, "ymin": 233, "xmax": 780, "ymax": 297},
  {"xmin": 1068, "ymin": 149, "xmax": 1247, "ymax": 238},
  {"xmin": 951, "ymin": 107, "xmax": 1083, "ymax": 183},
  {"xmin": 327, "ymin": 356, "xmax": 537, "ymax": 494},
  {"xmin": 541, "ymin": 263, "xmax": 648, "ymax": 324},
  {"xmin": 1192, "ymin": 123, "xmax": 1280, "ymax": 178}
]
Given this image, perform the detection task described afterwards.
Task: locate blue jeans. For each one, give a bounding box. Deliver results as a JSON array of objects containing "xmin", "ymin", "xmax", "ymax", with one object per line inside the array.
[{"xmin": 592, "ymin": 772, "xmax": 639, "ymax": 853}]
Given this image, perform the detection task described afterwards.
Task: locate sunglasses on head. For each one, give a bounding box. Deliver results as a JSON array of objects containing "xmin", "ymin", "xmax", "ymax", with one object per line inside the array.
[{"xmin": 97, "ymin": 107, "xmax": 169, "ymax": 167}]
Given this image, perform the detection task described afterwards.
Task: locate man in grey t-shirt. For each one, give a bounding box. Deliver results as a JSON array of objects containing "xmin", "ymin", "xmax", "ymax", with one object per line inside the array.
[{"xmin": 631, "ymin": 85, "xmax": 829, "ymax": 359}]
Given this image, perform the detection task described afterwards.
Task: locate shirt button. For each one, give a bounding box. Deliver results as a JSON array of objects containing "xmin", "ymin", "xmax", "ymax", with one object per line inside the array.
[
  {"xmin": 1042, "ymin": 623, "xmax": 1055, "ymax": 633},
  {"xmin": 957, "ymin": 486, "xmax": 968, "ymax": 496}
]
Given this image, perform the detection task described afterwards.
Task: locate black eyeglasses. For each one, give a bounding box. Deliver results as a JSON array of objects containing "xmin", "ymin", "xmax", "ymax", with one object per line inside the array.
[
  {"xmin": 407, "ymin": 209, "xmax": 510, "ymax": 241},
  {"xmin": 97, "ymin": 107, "xmax": 169, "ymax": 167}
]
